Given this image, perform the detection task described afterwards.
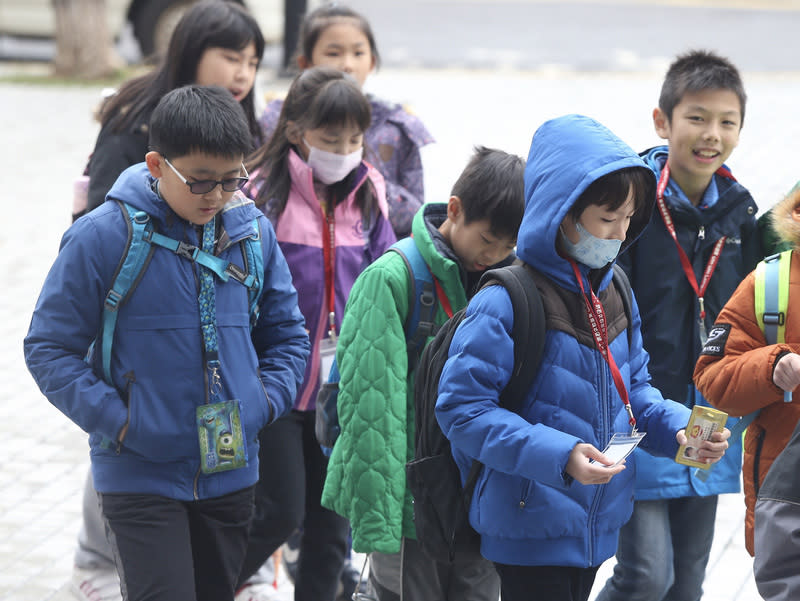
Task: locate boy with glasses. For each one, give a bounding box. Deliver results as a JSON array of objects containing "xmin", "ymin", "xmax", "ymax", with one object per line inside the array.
[{"xmin": 24, "ymin": 85, "xmax": 310, "ymax": 601}]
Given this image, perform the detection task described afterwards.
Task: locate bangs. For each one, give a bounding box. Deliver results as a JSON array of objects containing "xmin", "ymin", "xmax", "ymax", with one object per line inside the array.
[
  {"xmin": 592, "ymin": 167, "xmax": 654, "ymax": 215},
  {"xmin": 202, "ymin": 9, "xmax": 265, "ymax": 57},
  {"xmin": 305, "ymin": 80, "xmax": 371, "ymax": 133}
]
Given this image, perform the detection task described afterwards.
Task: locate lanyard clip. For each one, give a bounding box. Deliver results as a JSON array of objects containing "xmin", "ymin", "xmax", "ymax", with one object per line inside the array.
[
  {"xmin": 625, "ymin": 403, "xmax": 637, "ymax": 435},
  {"xmin": 328, "ymin": 311, "xmax": 337, "ymax": 343}
]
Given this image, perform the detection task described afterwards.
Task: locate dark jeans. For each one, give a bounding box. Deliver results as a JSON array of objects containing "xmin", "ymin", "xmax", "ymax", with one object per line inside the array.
[
  {"xmin": 237, "ymin": 409, "xmax": 350, "ymax": 601},
  {"xmin": 494, "ymin": 563, "xmax": 599, "ymax": 601},
  {"xmin": 595, "ymin": 496, "xmax": 718, "ymax": 601},
  {"xmin": 99, "ymin": 486, "xmax": 254, "ymax": 601}
]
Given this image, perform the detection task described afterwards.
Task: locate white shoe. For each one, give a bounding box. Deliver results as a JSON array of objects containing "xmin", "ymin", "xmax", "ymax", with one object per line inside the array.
[
  {"xmin": 234, "ymin": 581, "xmax": 284, "ymax": 601},
  {"xmin": 71, "ymin": 565, "xmax": 122, "ymax": 601}
]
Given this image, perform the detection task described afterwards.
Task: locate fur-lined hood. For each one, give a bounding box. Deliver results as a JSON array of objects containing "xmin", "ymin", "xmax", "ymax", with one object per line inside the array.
[{"xmin": 771, "ymin": 182, "xmax": 800, "ymax": 249}]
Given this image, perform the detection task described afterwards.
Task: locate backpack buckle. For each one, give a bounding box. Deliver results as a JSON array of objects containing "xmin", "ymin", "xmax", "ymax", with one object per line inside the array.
[
  {"xmin": 763, "ymin": 311, "xmax": 785, "ymax": 326},
  {"xmin": 176, "ymin": 241, "xmax": 199, "ymax": 261}
]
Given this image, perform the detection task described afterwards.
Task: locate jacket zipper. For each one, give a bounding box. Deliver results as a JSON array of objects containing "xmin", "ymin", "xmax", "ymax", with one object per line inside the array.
[
  {"xmin": 587, "ymin": 351, "xmax": 610, "ymax": 567},
  {"xmin": 117, "ymin": 371, "xmax": 136, "ymax": 454}
]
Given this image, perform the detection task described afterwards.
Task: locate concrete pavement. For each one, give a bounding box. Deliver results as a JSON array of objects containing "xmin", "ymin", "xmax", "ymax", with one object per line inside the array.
[{"xmin": 4, "ymin": 64, "xmax": 799, "ymax": 600}]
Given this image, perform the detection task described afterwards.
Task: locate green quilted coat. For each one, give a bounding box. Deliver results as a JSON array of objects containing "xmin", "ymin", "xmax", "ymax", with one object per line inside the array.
[{"xmin": 321, "ymin": 205, "xmax": 468, "ymax": 554}]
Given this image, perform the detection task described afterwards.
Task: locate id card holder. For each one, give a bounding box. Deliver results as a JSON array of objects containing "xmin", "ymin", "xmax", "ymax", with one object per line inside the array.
[
  {"xmin": 196, "ymin": 399, "xmax": 248, "ymax": 474},
  {"xmin": 676, "ymin": 405, "xmax": 728, "ymax": 469},
  {"xmin": 592, "ymin": 432, "xmax": 646, "ymax": 466},
  {"xmin": 319, "ymin": 337, "xmax": 337, "ymax": 387}
]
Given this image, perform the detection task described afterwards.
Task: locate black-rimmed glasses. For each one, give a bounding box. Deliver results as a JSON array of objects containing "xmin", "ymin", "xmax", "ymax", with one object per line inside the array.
[{"xmin": 163, "ymin": 156, "xmax": 249, "ymax": 194}]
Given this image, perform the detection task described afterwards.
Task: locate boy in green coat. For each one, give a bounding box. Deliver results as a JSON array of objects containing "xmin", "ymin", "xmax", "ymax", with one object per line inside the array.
[{"xmin": 321, "ymin": 146, "xmax": 524, "ymax": 601}]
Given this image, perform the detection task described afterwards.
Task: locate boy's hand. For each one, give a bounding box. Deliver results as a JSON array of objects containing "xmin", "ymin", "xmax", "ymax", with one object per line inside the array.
[
  {"xmin": 773, "ymin": 353, "xmax": 800, "ymax": 393},
  {"xmin": 565, "ymin": 443, "xmax": 626, "ymax": 485},
  {"xmin": 676, "ymin": 427, "xmax": 730, "ymax": 464}
]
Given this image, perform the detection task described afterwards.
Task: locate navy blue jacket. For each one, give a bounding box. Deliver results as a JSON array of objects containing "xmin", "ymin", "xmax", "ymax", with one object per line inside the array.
[
  {"xmin": 435, "ymin": 116, "xmax": 691, "ymax": 568},
  {"xmin": 620, "ymin": 147, "xmax": 760, "ymax": 403},
  {"xmin": 25, "ymin": 163, "xmax": 310, "ymax": 501}
]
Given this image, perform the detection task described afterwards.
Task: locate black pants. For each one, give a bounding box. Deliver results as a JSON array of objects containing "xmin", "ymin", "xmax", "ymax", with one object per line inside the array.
[
  {"xmin": 237, "ymin": 409, "xmax": 350, "ymax": 601},
  {"xmin": 494, "ymin": 563, "xmax": 599, "ymax": 601},
  {"xmin": 99, "ymin": 486, "xmax": 254, "ymax": 601}
]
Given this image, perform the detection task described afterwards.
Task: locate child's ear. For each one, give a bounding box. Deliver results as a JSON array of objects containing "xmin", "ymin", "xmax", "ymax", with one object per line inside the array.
[
  {"xmin": 145, "ymin": 152, "xmax": 164, "ymax": 179},
  {"xmin": 652, "ymin": 107, "xmax": 670, "ymax": 140},
  {"xmin": 792, "ymin": 204, "xmax": 800, "ymax": 224},
  {"xmin": 297, "ymin": 55, "xmax": 310, "ymax": 70},
  {"xmin": 447, "ymin": 195, "xmax": 463, "ymax": 221}
]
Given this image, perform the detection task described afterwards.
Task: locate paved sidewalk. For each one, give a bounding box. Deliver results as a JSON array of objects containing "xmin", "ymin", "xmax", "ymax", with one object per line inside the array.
[{"xmin": 4, "ymin": 66, "xmax": 799, "ymax": 600}]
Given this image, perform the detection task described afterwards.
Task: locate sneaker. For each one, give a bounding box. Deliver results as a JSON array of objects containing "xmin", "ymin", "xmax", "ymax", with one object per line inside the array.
[
  {"xmin": 234, "ymin": 581, "xmax": 283, "ymax": 601},
  {"xmin": 71, "ymin": 565, "xmax": 122, "ymax": 601}
]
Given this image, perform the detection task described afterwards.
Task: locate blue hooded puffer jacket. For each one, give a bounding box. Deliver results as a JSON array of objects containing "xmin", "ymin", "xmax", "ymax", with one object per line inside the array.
[
  {"xmin": 24, "ymin": 163, "xmax": 310, "ymax": 501},
  {"xmin": 435, "ymin": 115, "xmax": 692, "ymax": 568}
]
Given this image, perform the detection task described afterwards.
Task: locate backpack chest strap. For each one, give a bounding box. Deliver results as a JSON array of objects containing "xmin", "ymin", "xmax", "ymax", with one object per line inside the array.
[{"xmin": 145, "ymin": 229, "xmax": 257, "ymax": 289}]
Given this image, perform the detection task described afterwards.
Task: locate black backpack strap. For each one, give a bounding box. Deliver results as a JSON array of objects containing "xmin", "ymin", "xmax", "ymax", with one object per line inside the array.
[
  {"xmin": 461, "ymin": 263, "xmax": 547, "ymax": 513},
  {"xmin": 477, "ymin": 263, "xmax": 546, "ymax": 411},
  {"xmin": 612, "ymin": 264, "xmax": 634, "ymax": 348}
]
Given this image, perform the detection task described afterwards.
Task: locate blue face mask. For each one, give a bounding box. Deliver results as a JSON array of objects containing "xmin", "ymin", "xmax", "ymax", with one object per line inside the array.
[{"xmin": 560, "ymin": 221, "xmax": 622, "ymax": 269}]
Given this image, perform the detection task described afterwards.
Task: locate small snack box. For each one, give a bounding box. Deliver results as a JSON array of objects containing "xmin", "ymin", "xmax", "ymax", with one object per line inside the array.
[{"xmin": 676, "ymin": 405, "xmax": 729, "ymax": 469}]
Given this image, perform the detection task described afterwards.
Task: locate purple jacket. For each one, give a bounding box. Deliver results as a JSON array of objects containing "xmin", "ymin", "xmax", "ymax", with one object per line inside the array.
[
  {"xmin": 259, "ymin": 95, "xmax": 434, "ymax": 238},
  {"xmin": 246, "ymin": 150, "xmax": 396, "ymax": 411}
]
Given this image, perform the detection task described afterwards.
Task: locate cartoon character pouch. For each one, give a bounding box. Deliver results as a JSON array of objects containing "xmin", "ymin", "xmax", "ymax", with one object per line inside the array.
[{"xmin": 196, "ymin": 400, "xmax": 248, "ymax": 474}]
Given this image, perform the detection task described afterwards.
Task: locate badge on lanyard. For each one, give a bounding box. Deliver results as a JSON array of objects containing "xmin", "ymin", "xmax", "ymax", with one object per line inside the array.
[
  {"xmin": 319, "ymin": 335, "xmax": 337, "ymax": 387},
  {"xmin": 196, "ymin": 399, "xmax": 248, "ymax": 474},
  {"xmin": 593, "ymin": 432, "xmax": 647, "ymax": 466}
]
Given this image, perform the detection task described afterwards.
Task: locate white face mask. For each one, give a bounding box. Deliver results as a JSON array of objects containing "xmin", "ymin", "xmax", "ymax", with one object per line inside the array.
[
  {"xmin": 304, "ymin": 138, "xmax": 363, "ymax": 185},
  {"xmin": 560, "ymin": 221, "xmax": 623, "ymax": 269}
]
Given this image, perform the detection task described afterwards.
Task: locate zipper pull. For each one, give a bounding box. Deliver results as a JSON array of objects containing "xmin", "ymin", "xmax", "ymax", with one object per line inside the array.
[{"xmin": 698, "ymin": 226, "xmax": 705, "ymax": 240}]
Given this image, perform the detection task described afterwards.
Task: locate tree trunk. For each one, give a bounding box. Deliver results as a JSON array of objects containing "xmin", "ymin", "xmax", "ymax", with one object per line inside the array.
[{"xmin": 52, "ymin": 0, "xmax": 120, "ymax": 79}]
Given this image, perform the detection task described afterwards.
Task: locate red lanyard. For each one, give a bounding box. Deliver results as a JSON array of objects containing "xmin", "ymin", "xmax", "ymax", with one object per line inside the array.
[
  {"xmin": 570, "ymin": 260, "xmax": 636, "ymax": 431},
  {"xmin": 433, "ymin": 278, "xmax": 454, "ymax": 318},
  {"xmin": 321, "ymin": 208, "xmax": 336, "ymax": 339},
  {"xmin": 655, "ymin": 163, "xmax": 726, "ymax": 326}
]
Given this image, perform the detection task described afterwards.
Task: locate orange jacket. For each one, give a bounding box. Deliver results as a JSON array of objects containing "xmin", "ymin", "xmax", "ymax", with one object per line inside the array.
[{"xmin": 694, "ymin": 188, "xmax": 800, "ymax": 556}]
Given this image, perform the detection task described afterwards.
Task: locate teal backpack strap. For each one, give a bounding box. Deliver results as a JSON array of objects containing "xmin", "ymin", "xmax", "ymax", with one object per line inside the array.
[
  {"xmin": 387, "ymin": 237, "xmax": 437, "ymax": 373},
  {"xmin": 100, "ymin": 205, "xmax": 265, "ymax": 387},
  {"xmin": 729, "ymin": 250, "xmax": 792, "ymax": 441},
  {"xmin": 760, "ymin": 250, "xmax": 791, "ymax": 404},
  {"xmin": 240, "ymin": 217, "xmax": 264, "ymax": 330},
  {"xmin": 101, "ymin": 202, "xmax": 156, "ymax": 384},
  {"xmin": 144, "ymin": 230, "xmax": 257, "ymax": 289}
]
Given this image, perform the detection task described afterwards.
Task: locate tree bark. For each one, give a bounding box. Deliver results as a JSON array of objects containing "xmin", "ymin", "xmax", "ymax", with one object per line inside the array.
[{"xmin": 52, "ymin": 0, "xmax": 120, "ymax": 79}]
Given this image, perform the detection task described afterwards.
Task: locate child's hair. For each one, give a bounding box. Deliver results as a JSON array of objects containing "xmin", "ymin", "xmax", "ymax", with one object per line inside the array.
[
  {"xmin": 568, "ymin": 167, "xmax": 655, "ymax": 222},
  {"xmin": 659, "ymin": 49, "xmax": 747, "ymax": 126},
  {"xmin": 247, "ymin": 66, "xmax": 373, "ymax": 218},
  {"xmin": 100, "ymin": 0, "xmax": 264, "ymax": 145},
  {"xmin": 149, "ymin": 85, "xmax": 251, "ymax": 160},
  {"xmin": 297, "ymin": 3, "xmax": 380, "ymax": 68},
  {"xmin": 450, "ymin": 146, "xmax": 525, "ymax": 239}
]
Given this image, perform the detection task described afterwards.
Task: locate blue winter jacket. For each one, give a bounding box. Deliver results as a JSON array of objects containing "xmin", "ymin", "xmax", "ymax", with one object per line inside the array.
[
  {"xmin": 435, "ymin": 115, "xmax": 692, "ymax": 568},
  {"xmin": 618, "ymin": 146, "xmax": 759, "ymax": 500},
  {"xmin": 24, "ymin": 163, "xmax": 310, "ymax": 501}
]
